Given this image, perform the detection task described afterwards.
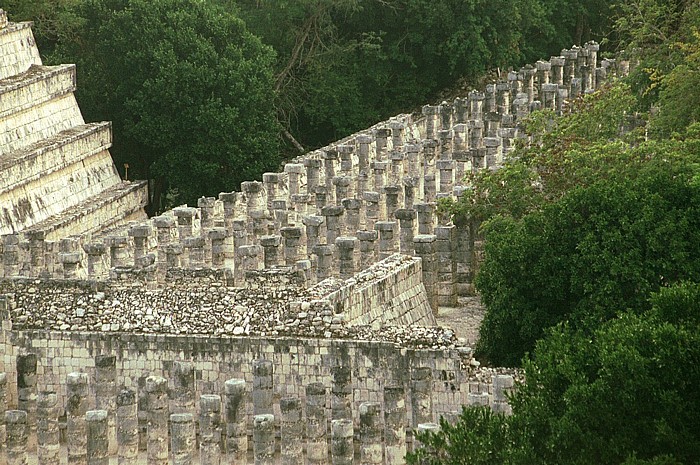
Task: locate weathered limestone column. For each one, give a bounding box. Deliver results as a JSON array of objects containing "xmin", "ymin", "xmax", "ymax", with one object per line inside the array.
[
  {"xmin": 16, "ymin": 354, "xmax": 37, "ymax": 453},
  {"xmin": 468, "ymin": 90, "xmax": 485, "ymax": 120},
  {"xmin": 384, "ymin": 186, "xmax": 401, "ymax": 221},
  {"xmin": 413, "ymin": 235, "xmax": 438, "ymax": 313},
  {"xmin": 496, "ymin": 82, "xmax": 511, "ymax": 115},
  {"xmin": 356, "ymin": 134, "xmax": 371, "ymax": 194},
  {"xmin": 453, "ymin": 96, "xmax": 468, "ymax": 123},
  {"xmin": 291, "ymin": 194, "xmax": 310, "ymax": 217},
  {"xmin": 542, "ymin": 83, "xmax": 558, "ymax": 111},
  {"xmin": 145, "ymin": 376, "xmax": 169, "ymax": 465},
  {"xmin": 363, "ymin": 192, "xmax": 380, "ymax": 230},
  {"xmin": 323, "ymin": 150, "xmax": 339, "ymax": 204},
  {"xmin": 372, "ymin": 161, "xmax": 388, "ymax": 194},
  {"xmin": 333, "ymin": 176, "xmax": 352, "ymax": 203},
  {"xmin": 260, "ymin": 235, "xmax": 282, "ymax": 268},
  {"xmin": 280, "ymin": 397, "xmax": 303, "ymax": 465},
  {"xmin": 322, "ymin": 206, "xmax": 344, "ymax": 245},
  {"xmin": 83, "ymin": 242, "xmax": 108, "ymax": 279},
  {"xmin": 67, "ymin": 372, "xmax": 89, "ymax": 464},
  {"xmin": 305, "ymin": 158, "xmax": 322, "ymax": 194},
  {"xmin": 242, "ymin": 180, "xmax": 265, "ymax": 214},
  {"xmin": 331, "ymin": 366, "xmax": 352, "ymax": 421},
  {"xmin": 171, "ymin": 361, "xmax": 195, "ymax": 415},
  {"xmin": 313, "ymin": 244, "xmax": 334, "ymax": 281},
  {"xmin": 423, "ymin": 173, "xmax": 436, "ymax": 203},
  {"xmin": 285, "ymin": 163, "xmax": 305, "ymax": 196},
  {"xmin": 375, "ymin": 221, "xmax": 397, "ymax": 260},
  {"xmin": 390, "ymin": 120, "xmax": 406, "ymax": 150},
  {"xmin": 415, "ymin": 203, "xmax": 434, "ymax": 235},
  {"xmin": 94, "ymin": 355, "xmax": 117, "ymax": 454},
  {"xmin": 305, "ymin": 383, "xmax": 328, "ymax": 465},
  {"xmin": 411, "ymin": 367, "xmax": 433, "ymax": 427},
  {"xmin": 253, "ymin": 414, "xmax": 275, "ymax": 465},
  {"xmin": 87, "ymin": 410, "xmax": 109, "ymax": 465},
  {"xmin": 200, "ymin": 395, "xmax": 222, "ymax": 465},
  {"xmin": 37, "ymin": 391, "xmax": 59, "ymax": 464},
  {"xmin": 484, "ymin": 137, "xmax": 501, "ymax": 169},
  {"xmin": 522, "ymin": 64, "xmax": 536, "ymax": 102},
  {"xmin": 198, "ymin": 196, "xmax": 216, "ymax": 229},
  {"xmin": 357, "ymin": 230, "xmax": 378, "ymax": 269},
  {"xmin": 253, "ymin": 360, "xmax": 273, "ymax": 416},
  {"xmin": 209, "ymin": 228, "xmax": 228, "ymax": 268},
  {"xmin": 116, "ymin": 388, "xmax": 138, "ymax": 465},
  {"xmin": 184, "ymin": 237, "xmax": 206, "ymax": 269},
  {"xmin": 335, "ymin": 236, "xmax": 357, "ymax": 279},
  {"xmin": 360, "ymin": 402, "xmax": 383, "ymax": 465},
  {"xmin": 389, "ymin": 151, "xmax": 405, "ymax": 188},
  {"xmin": 403, "ymin": 177, "xmax": 418, "ymax": 209},
  {"xmin": 272, "ymin": 199, "xmax": 289, "ymax": 230},
  {"xmin": 165, "ymin": 243, "xmax": 184, "ymax": 270},
  {"xmin": 174, "ymin": 207, "xmax": 197, "ymax": 239},
  {"xmin": 238, "ymin": 245, "xmax": 263, "ymax": 282},
  {"xmin": 436, "ymin": 160, "xmax": 455, "ymax": 194},
  {"xmin": 128, "ymin": 224, "xmax": 151, "ymax": 265},
  {"xmin": 562, "ymin": 48, "xmax": 578, "ymax": 87},
  {"xmin": 303, "ymin": 216, "xmax": 325, "ymax": 252},
  {"xmin": 422, "ymin": 105, "xmax": 439, "ymax": 139},
  {"xmin": 384, "ymin": 386, "xmax": 407, "ymax": 465},
  {"xmin": 317, "ymin": 187, "xmax": 331, "ymax": 217},
  {"xmin": 341, "ymin": 198, "xmax": 361, "ymax": 236},
  {"xmin": 374, "ymin": 128, "xmax": 390, "ymax": 161},
  {"xmin": 262, "ymin": 173, "xmax": 280, "ymax": 210},
  {"xmin": 170, "ymin": 413, "xmax": 196, "ymax": 465},
  {"xmin": 435, "ymin": 225, "xmax": 456, "ymax": 307},
  {"xmin": 395, "ymin": 209, "xmax": 416, "ymax": 255},
  {"xmin": 331, "ymin": 419, "xmax": 353, "ymax": 465},
  {"xmin": 26, "ymin": 231, "xmax": 45, "ymax": 277},
  {"xmin": 224, "ymin": 379, "xmax": 247, "ymax": 463},
  {"xmin": 550, "ymin": 56, "xmax": 565, "ymax": 86},
  {"xmin": 281, "ymin": 227, "xmax": 303, "ymax": 266},
  {"xmin": 2, "ymin": 234, "xmax": 20, "ymax": 277},
  {"xmin": 484, "ymin": 84, "xmax": 497, "ymax": 113},
  {"xmin": 5, "ymin": 410, "xmax": 28, "ymax": 465},
  {"xmin": 60, "ymin": 249, "xmax": 81, "ymax": 279},
  {"xmin": 492, "ymin": 375, "xmax": 514, "ymax": 415}
]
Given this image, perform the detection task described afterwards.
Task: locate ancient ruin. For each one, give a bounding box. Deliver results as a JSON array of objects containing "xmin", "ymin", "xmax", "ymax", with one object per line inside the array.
[{"xmin": 0, "ymin": 8, "xmax": 625, "ymax": 464}]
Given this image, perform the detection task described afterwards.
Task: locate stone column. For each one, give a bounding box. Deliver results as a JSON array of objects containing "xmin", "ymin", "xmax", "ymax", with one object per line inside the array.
[
  {"xmin": 83, "ymin": 243, "xmax": 108, "ymax": 279},
  {"xmin": 165, "ymin": 243, "xmax": 184, "ymax": 270},
  {"xmin": 414, "ymin": 203, "xmax": 434, "ymax": 235},
  {"xmin": 422, "ymin": 105, "xmax": 439, "ymax": 139},
  {"xmin": 198, "ymin": 197, "xmax": 216, "ymax": 229},
  {"xmin": 360, "ymin": 402, "xmax": 383, "ymax": 465},
  {"xmin": 492, "ymin": 375, "xmax": 514, "ymax": 415},
  {"xmin": 333, "ymin": 176, "xmax": 352, "ymax": 203},
  {"xmin": 128, "ymin": 224, "xmax": 151, "ymax": 265},
  {"xmin": 374, "ymin": 128, "xmax": 390, "ymax": 161},
  {"xmin": 237, "ymin": 245, "xmax": 263, "ymax": 284},
  {"xmin": 390, "ymin": 120, "xmax": 406, "ymax": 150},
  {"xmin": 253, "ymin": 414, "xmax": 275, "ymax": 465},
  {"xmin": 67, "ymin": 372, "xmax": 89, "ymax": 465},
  {"xmin": 1, "ymin": 234, "xmax": 20, "ymax": 277},
  {"xmin": 395, "ymin": 209, "xmax": 416, "ymax": 255},
  {"xmin": 281, "ymin": 227, "xmax": 303, "ymax": 266},
  {"xmin": 209, "ymin": 228, "xmax": 228, "ymax": 268},
  {"xmin": 224, "ymin": 379, "xmax": 247, "ymax": 463},
  {"xmin": 5, "ymin": 410, "xmax": 27, "ymax": 465},
  {"xmin": 280, "ymin": 397, "xmax": 303, "ymax": 465},
  {"xmin": 362, "ymin": 192, "xmax": 380, "ymax": 230},
  {"xmin": 87, "ymin": 410, "xmax": 109, "ymax": 465},
  {"xmin": 372, "ymin": 161, "xmax": 388, "ymax": 194},
  {"xmin": 403, "ymin": 177, "xmax": 418, "ymax": 209},
  {"xmin": 303, "ymin": 216, "xmax": 324, "ymax": 252},
  {"xmin": 423, "ymin": 173, "xmax": 436, "ymax": 204},
  {"xmin": 330, "ymin": 366, "xmax": 352, "ymax": 421},
  {"xmin": 200, "ymin": 395, "xmax": 222, "ymax": 465},
  {"xmin": 272, "ymin": 199, "xmax": 289, "ymax": 230},
  {"xmin": 304, "ymin": 159, "xmax": 322, "ymax": 194},
  {"xmin": 522, "ymin": 64, "xmax": 536, "ymax": 103},
  {"xmin": 145, "ymin": 376, "xmax": 169, "ymax": 465},
  {"xmin": 411, "ymin": 367, "xmax": 433, "ymax": 427},
  {"xmin": 375, "ymin": 221, "xmax": 397, "ymax": 260},
  {"xmin": 323, "ymin": 150, "xmax": 339, "ymax": 204},
  {"xmin": 335, "ymin": 236, "xmax": 357, "ymax": 279},
  {"xmin": 322, "ymin": 206, "xmax": 344, "ymax": 245},
  {"xmin": 242, "ymin": 181, "xmax": 265, "ymax": 214},
  {"xmin": 94, "ymin": 355, "xmax": 117, "ymax": 454},
  {"xmin": 316, "ymin": 186, "xmax": 329, "ymax": 213},
  {"xmin": 37, "ymin": 391, "xmax": 59, "ymax": 465},
  {"xmin": 285, "ymin": 163, "xmax": 305, "ymax": 196},
  {"xmin": 16, "ymin": 354, "xmax": 37, "ymax": 453},
  {"xmin": 313, "ymin": 245, "xmax": 334, "ymax": 281},
  {"xmin": 170, "ymin": 413, "xmax": 195, "ymax": 465},
  {"xmin": 384, "ymin": 185, "xmax": 401, "ymax": 221},
  {"xmin": 171, "ymin": 361, "xmax": 195, "ymax": 415},
  {"xmin": 341, "ymin": 198, "xmax": 361, "ymax": 236},
  {"xmin": 260, "ymin": 235, "xmax": 282, "ymax": 268},
  {"xmin": 356, "ymin": 134, "xmax": 371, "ymax": 194},
  {"xmin": 453, "ymin": 97, "xmax": 468, "ymax": 123},
  {"xmin": 436, "ymin": 160, "xmax": 455, "ymax": 194},
  {"xmin": 60, "ymin": 250, "xmax": 81, "ymax": 279},
  {"xmin": 435, "ymin": 225, "xmax": 456, "ymax": 307},
  {"xmin": 331, "ymin": 419, "xmax": 353, "ymax": 465},
  {"xmin": 174, "ymin": 207, "xmax": 197, "ymax": 239},
  {"xmin": 550, "ymin": 56, "xmax": 565, "ymax": 85},
  {"xmin": 357, "ymin": 230, "xmax": 378, "ymax": 269},
  {"xmin": 184, "ymin": 237, "xmax": 206, "ymax": 269},
  {"xmin": 262, "ymin": 173, "xmax": 280, "ymax": 210},
  {"xmin": 116, "ymin": 388, "xmax": 138, "ymax": 465},
  {"xmin": 413, "ymin": 235, "xmax": 437, "ymax": 313},
  {"xmin": 384, "ymin": 386, "xmax": 406, "ymax": 465},
  {"xmin": 253, "ymin": 360, "xmax": 273, "ymax": 416},
  {"xmin": 389, "ymin": 151, "xmax": 405, "ymax": 187},
  {"xmin": 26, "ymin": 231, "xmax": 45, "ymax": 277},
  {"xmin": 305, "ymin": 382, "xmax": 328, "ymax": 465},
  {"xmin": 468, "ymin": 90, "xmax": 485, "ymax": 120}
]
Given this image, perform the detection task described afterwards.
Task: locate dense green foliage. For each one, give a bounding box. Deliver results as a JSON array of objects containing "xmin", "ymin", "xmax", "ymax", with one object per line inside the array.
[{"xmin": 52, "ymin": 0, "xmax": 281, "ymax": 210}]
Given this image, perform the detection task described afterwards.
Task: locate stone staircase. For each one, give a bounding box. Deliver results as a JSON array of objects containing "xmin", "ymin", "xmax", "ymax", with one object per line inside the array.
[{"xmin": 0, "ymin": 10, "xmax": 148, "ymax": 240}]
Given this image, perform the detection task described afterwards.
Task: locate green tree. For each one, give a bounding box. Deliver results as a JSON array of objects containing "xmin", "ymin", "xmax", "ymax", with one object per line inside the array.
[{"xmin": 52, "ymin": 0, "xmax": 280, "ymax": 211}]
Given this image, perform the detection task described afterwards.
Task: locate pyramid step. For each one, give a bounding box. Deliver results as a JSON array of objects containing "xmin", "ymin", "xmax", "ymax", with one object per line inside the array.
[
  {"xmin": 0, "ymin": 64, "xmax": 76, "ymax": 119},
  {"xmin": 21, "ymin": 181, "xmax": 149, "ymax": 241},
  {"xmin": 0, "ymin": 21, "xmax": 42, "ymax": 80}
]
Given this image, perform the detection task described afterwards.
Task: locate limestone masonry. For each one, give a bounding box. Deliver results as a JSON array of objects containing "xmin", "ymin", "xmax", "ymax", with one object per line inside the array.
[{"xmin": 0, "ymin": 7, "xmax": 625, "ymax": 464}]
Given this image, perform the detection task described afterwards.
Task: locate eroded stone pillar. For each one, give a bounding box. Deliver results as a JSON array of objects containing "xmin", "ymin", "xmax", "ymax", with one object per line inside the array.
[
  {"xmin": 413, "ymin": 235, "xmax": 438, "ymax": 313},
  {"xmin": 224, "ymin": 379, "xmax": 247, "ymax": 463},
  {"xmin": 94, "ymin": 355, "xmax": 117, "ymax": 454},
  {"xmin": 384, "ymin": 185, "xmax": 401, "ymax": 221},
  {"xmin": 313, "ymin": 244, "xmax": 334, "ymax": 281},
  {"xmin": 341, "ymin": 198, "xmax": 361, "ymax": 236},
  {"xmin": 375, "ymin": 221, "xmax": 397, "ymax": 260},
  {"xmin": 37, "ymin": 391, "xmax": 59, "ymax": 465},
  {"xmin": 285, "ymin": 163, "xmax": 304, "ymax": 196},
  {"xmin": 357, "ymin": 230, "xmax": 378, "ymax": 269},
  {"xmin": 333, "ymin": 176, "xmax": 352, "ymax": 203},
  {"xmin": 305, "ymin": 159, "xmax": 322, "ymax": 194},
  {"xmin": 170, "ymin": 413, "xmax": 195, "ymax": 465},
  {"xmin": 5, "ymin": 410, "xmax": 28, "ymax": 465},
  {"xmin": 435, "ymin": 225, "xmax": 456, "ymax": 307},
  {"xmin": 437, "ymin": 160, "xmax": 455, "ymax": 194},
  {"xmin": 305, "ymin": 383, "xmax": 328, "ymax": 465},
  {"xmin": 116, "ymin": 388, "xmax": 138, "ymax": 465},
  {"xmin": 395, "ymin": 209, "xmax": 416, "ymax": 255},
  {"xmin": 492, "ymin": 375, "xmax": 514, "ymax": 415},
  {"xmin": 200, "ymin": 395, "xmax": 222, "ymax": 465},
  {"xmin": 356, "ymin": 135, "xmax": 371, "ymax": 194},
  {"xmin": 145, "ymin": 376, "xmax": 169, "ymax": 465},
  {"xmin": 280, "ymin": 397, "xmax": 303, "ymax": 465},
  {"xmin": 87, "ymin": 410, "xmax": 109, "ymax": 465},
  {"xmin": 184, "ymin": 236, "xmax": 206, "ymax": 268},
  {"xmin": 416, "ymin": 202, "xmax": 435, "ymax": 235},
  {"xmin": 360, "ymin": 402, "xmax": 383, "ymax": 465},
  {"xmin": 363, "ymin": 192, "xmax": 380, "ymax": 230},
  {"xmin": 260, "ymin": 235, "xmax": 282, "ymax": 268},
  {"xmin": 372, "ymin": 161, "xmax": 388, "ymax": 194},
  {"xmin": 331, "ymin": 366, "xmax": 352, "ymax": 421},
  {"xmin": 208, "ymin": 228, "xmax": 228, "ymax": 268},
  {"xmin": 129, "ymin": 224, "xmax": 152, "ymax": 264},
  {"xmin": 303, "ymin": 216, "xmax": 324, "ymax": 252},
  {"xmin": 171, "ymin": 361, "xmax": 195, "ymax": 415},
  {"xmin": 67, "ymin": 372, "xmax": 89, "ymax": 465},
  {"xmin": 411, "ymin": 368, "xmax": 433, "ymax": 427},
  {"xmin": 16, "ymin": 354, "xmax": 37, "ymax": 453},
  {"xmin": 374, "ymin": 128, "xmax": 390, "ymax": 161},
  {"xmin": 335, "ymin": 236, "xmax": 357, "ymax": 279},
  {"xmin": 316, "ymin": 186, "xmax": 330, "ymax": 217},
  {"xmin": 174, "ymin": 207, "xmax": 197, "ymax": 239},
  {"xmin": 198, "ymin": 197, "xmax": 216, "ymax": 229},
  {"xmin": 422, "ymin": 105, "xmax": 439, "ymax": 139},
  {"xmin": 423, "ymin": 173, "xmax": 436, "ymax": 203},
  {"xmin": 322, "ymin": 206, "xmax": 344, "ymax": 245},
  {"xmin": 253, "ymin": 414, "xmax": 275, "ymax": 465},
  {"xmin": 253, "ymin": 360, "xmax": 273, "ymax": 416},
  {"xmin": 384, "ymin": 386, "xmax": 407, "ymax": 465},
  {"xmin": 281, "ymin": 227, "xmax": 303, "ymax": 266},
  {"xmin": 331, "ymin": 419, "xmax": 353, "ymax": 465},
  {"xmin": 84, "ymin": 242, "xmax": 108, "ymax": 279}
]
